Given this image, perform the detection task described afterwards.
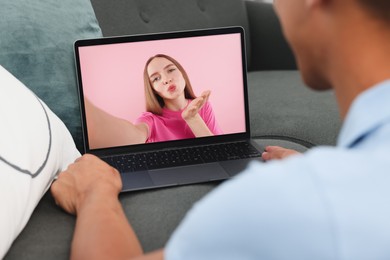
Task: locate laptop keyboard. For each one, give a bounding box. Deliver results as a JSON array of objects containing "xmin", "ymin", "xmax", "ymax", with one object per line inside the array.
[{"xmin": 101, "ymin": 141, "xmax": 262, "ymax": 172}]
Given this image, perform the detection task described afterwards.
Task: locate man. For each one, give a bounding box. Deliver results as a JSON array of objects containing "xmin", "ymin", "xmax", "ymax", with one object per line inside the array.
[{"xmin": 51, "ymin": 0, "xmax": 390, "ymax": 259}]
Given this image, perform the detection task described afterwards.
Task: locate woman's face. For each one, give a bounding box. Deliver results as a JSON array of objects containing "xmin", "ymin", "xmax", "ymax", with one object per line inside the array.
[{"xmin": 147, "ymin": 57, "xmax": 186, "ymax": 100}]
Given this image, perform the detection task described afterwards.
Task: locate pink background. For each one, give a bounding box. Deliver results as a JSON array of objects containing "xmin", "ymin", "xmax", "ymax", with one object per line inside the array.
[{"xmin": 79, "ymin": 33, "xmax": 246, "ymax": 135}]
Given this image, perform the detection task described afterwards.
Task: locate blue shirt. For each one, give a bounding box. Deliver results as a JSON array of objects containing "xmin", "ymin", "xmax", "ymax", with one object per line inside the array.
[{"xmin": 165, "ymin": 81, "xmax": 390, "ymax": 260}]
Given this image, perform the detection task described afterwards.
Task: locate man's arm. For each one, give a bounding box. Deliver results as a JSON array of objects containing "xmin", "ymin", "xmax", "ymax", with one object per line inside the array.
[{"xmin": 51, "ymin": 154, "xmax": 164, "ymax": 260}]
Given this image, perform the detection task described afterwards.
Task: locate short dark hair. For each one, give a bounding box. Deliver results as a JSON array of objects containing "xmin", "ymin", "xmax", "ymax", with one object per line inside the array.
[{"xmin": 358, "ymin": 0, "xmax": 390, "ymax": 21}]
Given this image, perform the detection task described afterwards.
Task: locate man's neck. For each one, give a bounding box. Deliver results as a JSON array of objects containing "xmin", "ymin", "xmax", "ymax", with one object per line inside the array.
[{"xmin": 327, "ymin": 17, "xmax": 390, "ymax": 119}]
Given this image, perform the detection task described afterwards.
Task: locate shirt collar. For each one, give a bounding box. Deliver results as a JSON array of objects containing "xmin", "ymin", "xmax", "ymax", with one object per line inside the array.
[{"xmin": 338, "ymin": 80, "xmax": 390, "ymax": 148}]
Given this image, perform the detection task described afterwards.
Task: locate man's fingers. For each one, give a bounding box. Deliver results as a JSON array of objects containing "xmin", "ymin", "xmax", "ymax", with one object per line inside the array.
[
  {"xmin": 261, "ymin": 152, "xmax": 271, "ymax": 161},
  {"xmin": 50, "ymin": 179, "xmax": 69, "ymax": 211},
  {"xmin": 262, "ymin": 146, "xmax": 300, "ymax": 161},
  {"xmin": 74, "ymin": 156, "xmax": 83, "ymax": 163}
]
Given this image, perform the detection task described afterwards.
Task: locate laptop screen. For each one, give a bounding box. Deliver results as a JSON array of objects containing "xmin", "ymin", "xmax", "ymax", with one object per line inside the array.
[{"xmin": 75, "ymin": 27, "xmax": 249, "ymax": 152}]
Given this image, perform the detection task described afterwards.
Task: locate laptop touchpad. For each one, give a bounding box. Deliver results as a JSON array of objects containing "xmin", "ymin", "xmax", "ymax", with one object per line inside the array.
[{"xmin": 149, "ymin": 163, "xmax": 229, "ymax": 186}]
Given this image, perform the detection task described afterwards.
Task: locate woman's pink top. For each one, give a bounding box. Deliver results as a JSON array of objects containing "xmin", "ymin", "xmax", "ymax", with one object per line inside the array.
[{"xmin": 135, "ymin": 101, "xmax": 222, "ymax": 143}]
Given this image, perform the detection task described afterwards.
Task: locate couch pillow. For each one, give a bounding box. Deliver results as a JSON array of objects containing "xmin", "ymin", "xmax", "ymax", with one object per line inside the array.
[
  {"xmin": 0, "ymin": 66, "xmax": 81, "ymax": 258},
  {"xmin": 0, "ymin": 1, "xmax": 103, "ymax": 151}
]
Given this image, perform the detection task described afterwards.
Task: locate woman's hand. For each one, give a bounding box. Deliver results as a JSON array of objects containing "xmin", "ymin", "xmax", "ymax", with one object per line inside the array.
[
  {"xmin": 181, "ymin": 90, "xmax": 213, "ymax": 137},
  {"xmin": 261, "ymin": 146, "xmax": 301, "ymax": 161},
  {"xmin": 182, "ymin": 90, "xmax": 211, "ymax": 121}
]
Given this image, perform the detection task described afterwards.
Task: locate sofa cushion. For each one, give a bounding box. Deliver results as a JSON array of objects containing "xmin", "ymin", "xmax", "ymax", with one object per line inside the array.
[
  {"xmin": 245, "ymin": 1, "xmax": 296, "ymax": 71},
  {"xmin": 0, "ymin": 66, "xmax": 80, "ymax": 258},
  {"xmin": 90, "ymin": 0, "xmax": 251, "ymax": 65},
  {"xmin": 248, "ymin": 71, "xmax": 342, "ymax": 146},
  {"xmin": 0, "ymin": 0, "xmax": 102, "ymax": 151}
]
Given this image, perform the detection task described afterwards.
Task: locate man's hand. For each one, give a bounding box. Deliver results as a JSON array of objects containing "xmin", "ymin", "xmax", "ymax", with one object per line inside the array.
[
  {"xmin": 51, "ymin": 155, "xmax": 149, "ymax": 259},
  {"xmin": 262, "ymin": 146, "xmax": 300, "ymax": 161},
  {"xmin": 182, "ymin": 90, "xmax": 211, "ymax": 121},
  {"xmin": 51, "ymin": 154, "xmax": 122, "ymax": 215}
]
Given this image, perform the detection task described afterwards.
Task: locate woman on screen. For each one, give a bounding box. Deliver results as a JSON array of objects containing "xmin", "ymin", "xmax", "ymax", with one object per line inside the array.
[
  {"xmin": 86, "ymin": 54, "xmax": 222, "ymax": 149},
  {"xmin": 137, "ymin": 54, "xmax": 222, "ymax": 143}
]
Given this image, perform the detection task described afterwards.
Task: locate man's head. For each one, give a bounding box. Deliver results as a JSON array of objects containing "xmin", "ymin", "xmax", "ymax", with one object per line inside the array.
[{"xmin": 273, "ymin": 0, "xmax": 390, "ymax": 92}]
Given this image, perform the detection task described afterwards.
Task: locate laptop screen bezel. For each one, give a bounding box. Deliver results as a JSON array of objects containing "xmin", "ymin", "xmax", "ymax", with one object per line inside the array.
[{"xmin": 74, "ymin": 26, "xmax": 251, "ymax": 156}]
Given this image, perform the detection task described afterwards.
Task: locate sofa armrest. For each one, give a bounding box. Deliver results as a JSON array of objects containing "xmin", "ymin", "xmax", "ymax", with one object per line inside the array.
[{"xmin": 245, "ymin": 0, "xmax": 296, "ymax": 71}]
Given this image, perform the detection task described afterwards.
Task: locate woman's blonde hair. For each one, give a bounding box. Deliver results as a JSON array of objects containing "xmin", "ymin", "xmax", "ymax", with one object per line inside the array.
[{"xmin": 143, "ymin": 54, "xmax": 196, "ymax": 115}]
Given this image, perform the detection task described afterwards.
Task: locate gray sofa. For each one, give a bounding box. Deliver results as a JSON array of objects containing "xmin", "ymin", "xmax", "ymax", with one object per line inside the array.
[{"xmin": 4, "ymin": 0, "xmax": 341, "ymax": 259}]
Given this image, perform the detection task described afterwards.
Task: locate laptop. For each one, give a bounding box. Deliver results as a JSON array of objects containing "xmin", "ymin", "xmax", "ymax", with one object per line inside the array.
[{"xmin": 74, "ymin": 26, "xmax": 264, "ymax": 192}]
